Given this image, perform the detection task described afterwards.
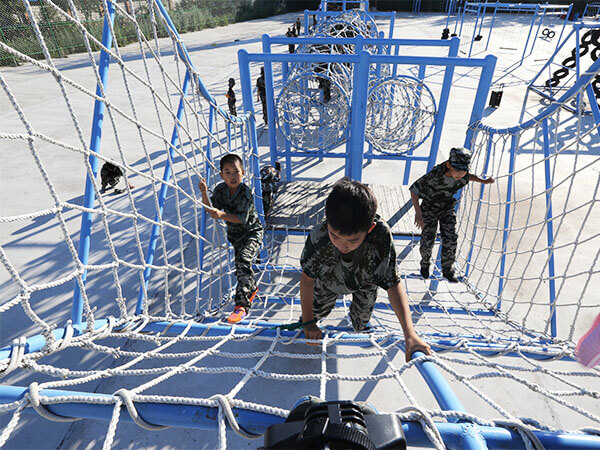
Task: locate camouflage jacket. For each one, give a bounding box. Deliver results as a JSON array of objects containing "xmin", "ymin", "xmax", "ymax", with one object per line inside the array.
[
  {"xmin": 300, "ymin": 216, "xmax": 401, "ymax": 294},
  {"xmin": 260, "ymin": 166, "xmax": 281, "ymax": 194},
  {"xmin": 211, "ymin": 182, "xmax": 263, "ymax": 243},
  {"xmin": 409, "ymin": 163, "xmax": 469, "ymax": 210}
]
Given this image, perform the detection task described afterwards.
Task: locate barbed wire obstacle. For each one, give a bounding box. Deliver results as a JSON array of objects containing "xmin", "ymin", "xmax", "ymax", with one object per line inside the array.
[
  {"xmin": 366, "ymin": 76, "xmax": 437, "ymax": 155},
  {"xmin": 278, "ymin": 9, "xmax": 426, "ymax": 156},
  {"xmin": 1, "ymin": 1, "xmax": 600, "ymax": 449}
]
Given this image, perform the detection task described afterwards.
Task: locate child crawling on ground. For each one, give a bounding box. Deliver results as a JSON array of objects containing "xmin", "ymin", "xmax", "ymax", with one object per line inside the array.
[{"xmin": 299, "ymin": 178, "xmax": 431, "ymax": 361}]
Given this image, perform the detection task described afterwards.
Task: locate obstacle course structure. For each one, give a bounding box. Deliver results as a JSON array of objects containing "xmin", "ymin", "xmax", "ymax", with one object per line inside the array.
[
  {"xmin": 451, "ymin": 2, "xmax": 572, "ymax": 68},
  {"xmin": 1, "ymin": 1, "xmax": 600, "ymax": 449},
  {"xmin": 528, "ymin": 22, "xmax": 600, "ymax": 115}
]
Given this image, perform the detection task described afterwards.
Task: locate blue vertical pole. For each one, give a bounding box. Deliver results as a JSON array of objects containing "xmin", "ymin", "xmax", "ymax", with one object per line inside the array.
[
  {"xmin": 388, "ymin": 12, "xmax": 395, "ymax": 39},
  {"xmin": 72, "ymin": 0, "xmax": 116, "ymax": 325},
  {"xmin": 136, "ymin": 70, "xmax": 192, "ymax": 314},
  {"xmin": 198, "ymin": 105, "xmax": 215, "ymax": 295},
  {"xmin": 348, "ymin": 51, "xmax": 371, "ymax": 181},
  {"xmin": 345, "ymin": 36, "xmax": 364, "ymax": 177},
  {"xmin": 541, "ymin": 119, "xmax": 557, "ymax": 337},
  {"xmin": 485, "ymin": 5, "xmax": 497, "ymax": 52},
  {"xmin": 281, "ymin": 61, "xmax": 292, "ymax": 181},
  {"xmin": 520, "ymin": 4, "xmax": 539, "ymax": 66},
  {"xmin": 402, "ymin": 63, "xmax": 427, "ymax": 184},
  {"xmin": 304, "ymin": 10, "xmax": 309, "ymax": 36},
  {"xmin": 426, "ymin": 37, "xmax": 459, "ymax": 172},
  {"xmin": 464, "ymin": 55, "xmax": 496, "ymax": 148},
  {"xmin": 468, "ymin": 4, "xmax": 482, "ymax": 57},
  {"xmin": 497, "ymin": 134, "xmax": 518, "ymax": 308},
  {"xmin": 262, "ymin": 35, "xmax": 278, "ymax": 168},
  {"xmin": 554, "ymin": 4, "xmax": 572, "ymax": 55}
]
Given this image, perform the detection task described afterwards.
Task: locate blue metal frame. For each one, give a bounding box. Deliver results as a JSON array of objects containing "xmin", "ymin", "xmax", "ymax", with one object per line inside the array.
[
  {"xmin": 1, "ymin": 383, "xmax": 598, "ymax": 449},
  {"xmin": 455, "ymin": 2, "xmax": 572, "ymax": 66},
  {"xmin": 71, "ymin": 0, "xmax": 116, "ymax": 325},
  {"xmin": 254, "ymin": 36, "xmax": 488, "ymax": 182},
  {"xmin": 304, "ymin": 9, "xmax": 396, "ymax": 40},
  {"xmin": 528, "ymin": 22, "xmax": 600, "ymax": 117},
  {"xmin": 469, "ymin": 56, "xmax": 600, "ymax": 316}
]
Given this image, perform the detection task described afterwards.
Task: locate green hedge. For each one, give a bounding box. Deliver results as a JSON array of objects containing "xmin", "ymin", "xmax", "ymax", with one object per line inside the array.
[{"xmin": 0, "ymin": 1, "xmax": 288, "ymax": 66}]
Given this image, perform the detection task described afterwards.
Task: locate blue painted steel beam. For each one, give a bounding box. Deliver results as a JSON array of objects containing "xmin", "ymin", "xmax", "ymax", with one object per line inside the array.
[
  {"xmin": 72, "ymin": 0, "xmax": 116, "ymax": 325},
  {"xmin": 0, "ymin": 387, "xmax": 597, "ymax": 450},
  {"xmin": 541, "ymin": 119, "xmax": 557, "ymax": 337},
  {"xmin": 3, "ymin": 317, "xmax": 574, "ymax": 363}
]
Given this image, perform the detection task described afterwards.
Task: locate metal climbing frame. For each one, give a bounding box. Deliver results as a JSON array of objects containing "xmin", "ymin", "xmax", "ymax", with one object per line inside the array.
[
  {"xmin": 1, "ymin": 317, "xmax": 600, "ymax": 449},
  {"xmin": 303, "ymin": 9, "xmax": 395, "ymax": 38},
  {"xmin": 318, "ymin": 0, "xmax": 369, "ymax": 12},
  {"xmin": 527, "ymin": 22, "xmax": 600, "ymax": 117},
  {"xmin": 583, "ymin": 3, "xmax": 600, "ymax": 20},
  {"xmin": 453, "ymin": 2, "xmax": 572, "ymax": 64},
  {"xmin": 252, "ymin": 35, "xmax": 494, "ymax": 182}
]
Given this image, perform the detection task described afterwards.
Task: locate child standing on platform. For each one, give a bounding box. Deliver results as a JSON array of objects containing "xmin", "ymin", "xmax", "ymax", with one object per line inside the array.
[
  {"xmin": 198, "ymin": 154, "xmax": 263, "ymax": 323},
  {"xmin": 226, "ymin": 77, "xmax": 237, "ymax": 116},
  {"xmin": 410, "ymin": 147, "xmax": 494, "ymax": 282},
  {"xmin": 300, "ymin": 178, "xmax": 431, "ymax": 361}
]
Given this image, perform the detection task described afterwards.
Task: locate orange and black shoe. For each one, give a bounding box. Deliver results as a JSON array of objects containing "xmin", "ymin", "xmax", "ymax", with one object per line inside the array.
[
  {"xmin": 227, "ymin": 306, "xmax": 247, "ymax": 324},
  {"xmin": 248, "ymin": 287, "xmax": 259, "ymax": 304}
]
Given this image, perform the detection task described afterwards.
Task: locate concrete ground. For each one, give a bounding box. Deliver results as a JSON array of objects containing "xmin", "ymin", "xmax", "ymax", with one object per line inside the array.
[{"xmin": 1, "ymin": 8, "xmax": 599, "ymax": 450}]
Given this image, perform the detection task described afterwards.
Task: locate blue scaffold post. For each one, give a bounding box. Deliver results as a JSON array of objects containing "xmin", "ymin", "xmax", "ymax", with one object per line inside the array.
[{"xmin": 72, "ymin": 0, "xmax": 116, "ymax": 325}]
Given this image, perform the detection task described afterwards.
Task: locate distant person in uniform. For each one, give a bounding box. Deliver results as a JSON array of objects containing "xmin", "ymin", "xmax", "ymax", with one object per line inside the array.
[
  {"xmin": 410, "ymin": 147, "xmax": 494, "ymax": 282},
  {"xmin": 299, "ymin": 178, "xmax": 431, "ymax": 361},
  {"xmin": 295, "ymin": 17, "xmax": 302, "ymax": 36},
  {"xmin": 260, "ymin": 163, "xmax": 281, "ymax": 214},
  {"xmin": 256, "ymin": 67, "xmax": 268, "ymax": 125},
  {"xmin": 285, "ymin": 27, "xmax": 295, "ymax": 53},
  {"xmin": 226, "ymin": 77, "xmax": 236, "ymax": 116}
]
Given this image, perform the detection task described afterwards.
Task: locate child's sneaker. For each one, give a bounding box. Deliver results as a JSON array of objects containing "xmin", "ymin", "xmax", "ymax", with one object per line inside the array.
[
  {"xmin": 248, "ymin": 287, "xmax": 259, "ymax": 304},
  {"xmin": 227, "ymin": 306, "xmax": 247, "ymax": 324},
  {"xmin": 576, "ymin": 314, "xmax": 600, "ymax": 368}
]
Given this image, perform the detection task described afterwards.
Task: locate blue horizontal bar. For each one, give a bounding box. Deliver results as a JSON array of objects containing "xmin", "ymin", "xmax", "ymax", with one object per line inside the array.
[
  {"xmin": 266, "ymin": 36, "xmax": 455, "ymax": 48},
  {"xmin": 0, "ymin": 385, "xmax": 597, "ymax": 449},
  {"xmin": 242, "ymin": 50, "xmax": 495, "ymax": 70}
]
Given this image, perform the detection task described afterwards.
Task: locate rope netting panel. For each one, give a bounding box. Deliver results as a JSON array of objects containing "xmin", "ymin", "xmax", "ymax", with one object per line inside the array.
[
  {"xmin": 0, "ymin": 1, "xmax": 600, "ymax": 449},
  {"xmin": 459, "ymin": 61, "xmax": 600, "ymax": 343}
]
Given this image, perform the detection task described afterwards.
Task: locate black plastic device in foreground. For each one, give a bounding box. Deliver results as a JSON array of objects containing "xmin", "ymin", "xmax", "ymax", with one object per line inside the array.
[{"xmin": 262, "ymin": 398, "xmax": 406, "ymax": 449}]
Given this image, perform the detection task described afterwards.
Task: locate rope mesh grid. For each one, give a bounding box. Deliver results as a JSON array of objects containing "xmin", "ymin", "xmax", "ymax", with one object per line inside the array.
[{"xmin": 0, "ymin": 0, "xmax": 599, "ymax": 448}]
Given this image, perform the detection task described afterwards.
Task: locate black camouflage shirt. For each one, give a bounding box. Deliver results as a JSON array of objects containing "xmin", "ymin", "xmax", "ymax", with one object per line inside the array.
[
  {"xmin": 301, "ymin": 216, "xmax": 401, "ymax": 294},
  {"xmin": 409, "ymin": 163, "xmax": 469, "ymax": 209},
  {"xmin": 211, "ymin": 182, "xmax": 263, "ymax": 243}
]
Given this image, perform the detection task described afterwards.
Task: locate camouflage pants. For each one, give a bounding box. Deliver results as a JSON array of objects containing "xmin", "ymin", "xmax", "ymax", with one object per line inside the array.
[
  {"xmin": 420, "ymin": 206, "xmax": 457, "ymax": 272},
  {"xmin": 232, "ymin": 238, "xmax": 261, "ymax": 309},
  {"xmin": 312, "ymin": 279, "xmax": 377, "ymax": 331}
]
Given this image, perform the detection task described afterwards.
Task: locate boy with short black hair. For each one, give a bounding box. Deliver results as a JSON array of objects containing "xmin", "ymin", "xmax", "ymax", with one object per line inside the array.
[
  {"xmin": 198, "ymin": 153, "xmax": 263, "ymax": 323},
  {"xmin": 410, "ymin": 147, "xmax": 494, "ymax": 282},
  {"xmin": 300, "ymin": 178, "xmax": 431, "ymax": 361}
]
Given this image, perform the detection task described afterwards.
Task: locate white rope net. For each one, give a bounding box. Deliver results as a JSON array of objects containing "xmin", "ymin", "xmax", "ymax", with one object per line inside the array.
[{"xmin": 1, "ymin": 1, "xmax": 599, "ymax": 449}]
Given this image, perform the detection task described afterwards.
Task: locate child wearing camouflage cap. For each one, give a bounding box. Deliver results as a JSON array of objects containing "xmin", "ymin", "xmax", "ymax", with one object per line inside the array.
[
  {"xmin": 410, "ymin": 147, "xmax": 494, "ymax": 282},
  {"xmin": 300, "ymin": 178, "xmax": 431, "ymax": 361}
]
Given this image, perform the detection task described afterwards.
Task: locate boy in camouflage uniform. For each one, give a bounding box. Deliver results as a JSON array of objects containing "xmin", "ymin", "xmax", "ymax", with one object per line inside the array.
[
  {"xmin": 226, "ymin": 77, "xmax": 236, "ymax": 116},
  {"xmin": 300, "ymin": 178, "xmax": 431, "ymax": 361},
  {"xmin": 410, "ymin": 147, "xmax": 494, "ymax": 282},
  {"xmin": 198, "ymin": 154, "xmax": 263, "ymax": 323},
  {"xmin": 256, "ymin": 67, "xmax": 268, "ymax": 125},
  {"xmin": 260, "ymin": 163, "xmax": 281, "ymax": 214}
]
